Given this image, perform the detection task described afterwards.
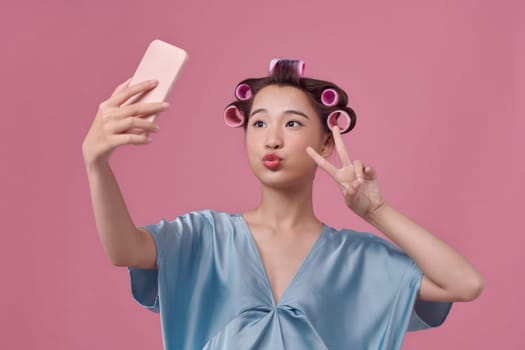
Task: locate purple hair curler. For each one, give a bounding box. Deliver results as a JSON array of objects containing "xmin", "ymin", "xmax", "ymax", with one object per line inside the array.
[
  {"xmin": 235, "ymin": 83, "xmax": 253, "ymax": 100},
  {"xmin": 224, "ymin": 105, "xmax": 245, "ymax": 128},
  {"xmin": 326, "ymin": 110, "xmax": 352, "ymax": 133},
  {"xmin": 321, "ymin": 88, "xmax": 339, "ymax": 107},
  {"xmin": 269, "ymin": 58, "xmax": 305, "ymax": 77}
]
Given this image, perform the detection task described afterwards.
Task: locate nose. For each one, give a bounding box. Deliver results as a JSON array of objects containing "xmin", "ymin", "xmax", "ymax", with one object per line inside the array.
[{"xmin": 265, "ymin": 125, "xmax": 283, "ymax": 150}]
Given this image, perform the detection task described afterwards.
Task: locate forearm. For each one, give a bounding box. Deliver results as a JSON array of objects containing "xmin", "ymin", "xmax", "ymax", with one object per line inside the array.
[
  {"xmin": 364, "ymin": 202, "xmax": 484, "ymax": 300},
  {"xmin": 85, "ymin": 160, "xmax": 143, "ymax": 266}
]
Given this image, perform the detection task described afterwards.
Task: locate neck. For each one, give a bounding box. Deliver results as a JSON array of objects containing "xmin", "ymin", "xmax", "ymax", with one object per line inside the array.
[{"xmin": 247, "ymin": 181, "xmax": 320, "ymax": 230}]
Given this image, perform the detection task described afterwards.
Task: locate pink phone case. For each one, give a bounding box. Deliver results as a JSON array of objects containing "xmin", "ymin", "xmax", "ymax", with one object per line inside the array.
[{"xmin": 125, "ymin": 39, "xmax": 188, "ymax": 122}]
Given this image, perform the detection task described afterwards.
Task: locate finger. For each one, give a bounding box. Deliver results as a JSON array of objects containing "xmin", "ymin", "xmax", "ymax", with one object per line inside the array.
[
  {"xmin": 348, "ymin": 180, "xmax": 361, "ymax": 194},
  {"xmin": 111, "ymin": 77, "xmax": 132, "ymax": 97},
  {"xmin": 116, "ymin": 101, "xmax": 169, "ymax": 119},
  {"xmin": 99, "ymin": 101, "xmax": 168, "ymax": 122},
  {"xmin": 353, "ymin": 160, "xmax": 365, "ymax": 183},
  {"xmin": 306, "ymin": 146, "xmax": 338, "ymax": 178},
  {"xmin": 108, "ymin": 133, "xmax": 152, "ymax": 147},
  {"xmin": 341, "ymin": 180, "xmax": 364, "ymax": 198},
  {"xmin": 107, "ymin": 79, "xmax": 159, "ymax": 107},
  {"xmin": 106, "ymin": 117, "xmax": 160, "ymax": 135},
  {"xmin": 332, "ymin": 126, "xmax": 352, "ymax": 166},
  {"xmin": 364, "ymin": 165, "xmax": 376, "ymax": 180}
]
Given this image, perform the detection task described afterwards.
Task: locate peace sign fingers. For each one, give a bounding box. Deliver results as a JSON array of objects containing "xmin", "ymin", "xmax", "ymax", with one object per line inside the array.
[
  {"xmin": 307, "ymin": 127, "xmax": 385, "ymax": 218},
  {"xmin": 331, "ymin": 126, "xmax": 352, "ymax": 167},
  {"xmin": 331, "ymin": 126, "xmax": 366, "ymax": 183},
  {"xmin": 306, "ymin": 146, "xmax": 338, "ymax": 179}
]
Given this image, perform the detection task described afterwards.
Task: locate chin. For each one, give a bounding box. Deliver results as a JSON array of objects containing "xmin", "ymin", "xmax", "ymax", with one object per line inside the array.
[{"xmin": 250, "ymin": 165, "xmax": 314, "ymax": 191}]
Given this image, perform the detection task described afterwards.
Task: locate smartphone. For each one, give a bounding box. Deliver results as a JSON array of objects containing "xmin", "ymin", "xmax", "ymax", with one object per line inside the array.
[{"xmin": 124, "ymin": 39, "xmax": 188, "ymax": 122}]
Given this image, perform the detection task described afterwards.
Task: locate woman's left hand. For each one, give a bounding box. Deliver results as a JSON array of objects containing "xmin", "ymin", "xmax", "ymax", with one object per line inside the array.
[{"xmin": 306, "ymin": 126, "xmax": 386, "ymax": 218}]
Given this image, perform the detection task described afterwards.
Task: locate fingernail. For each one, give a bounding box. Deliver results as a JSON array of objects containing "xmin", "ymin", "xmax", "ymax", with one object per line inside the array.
[
  {"xmin": 162, "ymin": 102, "xmax": 170, "ymax": 109},
  {"xmin": 149, "ymin": 80, "xmax": 159, "ymax": 86}
]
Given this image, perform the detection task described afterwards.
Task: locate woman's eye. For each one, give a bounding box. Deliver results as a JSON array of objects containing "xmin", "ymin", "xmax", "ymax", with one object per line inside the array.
[
  {"xmin": 286, "ymin": 120, "xmax": 302, "ymax": 127},
  {"xmin": 252, "ymin": 120, "xmax": 266, "ymax": 128}
]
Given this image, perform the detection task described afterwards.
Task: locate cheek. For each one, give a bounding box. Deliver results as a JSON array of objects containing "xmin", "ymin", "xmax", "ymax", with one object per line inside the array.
[
  {"xmin": 287, "ymin": 136, "xmax": 322, "ymax": 167},
  {"xmin": 244, "ymin": 136, "xmax": 260, "ymax": 165},
  {"xmin": 290, "ymin": 131, "xmax": 325, "ymax": 150},
  {"xmin": 244, "ymin": 131, "xmax": 257, "ymax": 151}
]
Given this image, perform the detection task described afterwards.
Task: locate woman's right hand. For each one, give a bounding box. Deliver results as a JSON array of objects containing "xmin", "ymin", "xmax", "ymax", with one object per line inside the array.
[{"xmin": 82, "ymin": 78, "xmax": 170, "ymax": 166}]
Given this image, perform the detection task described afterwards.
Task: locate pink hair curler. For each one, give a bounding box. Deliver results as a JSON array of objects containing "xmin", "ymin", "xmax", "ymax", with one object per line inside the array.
[
  {"xmin": 326, "ymin": 110, "xmax": 352, "ymax": 133},
  {"xmin": 321, "ymin": 88, "xmax": 339, "ymax": 107},
  {"xmin": 296, "ymin": 60, "xmax": 305, "ymax": 76},
  {"xmin": 269, "ymin": 58, "xmax": 280, "ymax": 74},
  {"xmin": 235, "ymin": 83, "xmax": 252, "ymax": 100},
  {"xmin": 224, "ymin": 105, "xmax": 245, "ymax": 128},
  {"xmin": 269, "ymin": 58, "xmax": 305, "ymax": 77}
]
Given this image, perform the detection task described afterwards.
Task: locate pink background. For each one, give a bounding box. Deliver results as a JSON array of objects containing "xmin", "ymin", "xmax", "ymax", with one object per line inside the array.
[{"xmin": 1, "ymin": 0, "xmax": 523, "ymax": 349}]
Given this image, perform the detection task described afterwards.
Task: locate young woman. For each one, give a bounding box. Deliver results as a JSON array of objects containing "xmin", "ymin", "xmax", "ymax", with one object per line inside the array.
[{"xmin": 82, "ymin": 59, "xmax": 484, "ymax": 349}]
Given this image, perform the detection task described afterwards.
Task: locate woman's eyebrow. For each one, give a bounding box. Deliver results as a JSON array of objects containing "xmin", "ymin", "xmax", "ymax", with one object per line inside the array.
[
  {"xmin": 285, "ymin": 110, "xmax": 310, "ymax": 119},
  {"xmin": 249, "ymin": 108, "xmax": 310, "ymax": 119},
  {"xmin": 249, "ymin": 108, "xmax": 266, "ymax": 118}
]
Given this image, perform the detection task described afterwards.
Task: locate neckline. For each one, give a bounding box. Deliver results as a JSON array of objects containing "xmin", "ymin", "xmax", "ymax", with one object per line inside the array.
[{"xmin": 235, "ymin": 213, "xmax": 327, "ymax": 306}]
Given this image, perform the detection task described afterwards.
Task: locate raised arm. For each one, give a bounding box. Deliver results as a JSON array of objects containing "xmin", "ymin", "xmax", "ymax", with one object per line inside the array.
[
  {"xmin": 82, "ymin": 78, "xmax": 169, "ymax": 268},
  {"xmin": 364, "ymin": 203, "xmax": 484, "ymax": 302},
  {"xmin": 307, "ymin": 126, "xmax": 484, "ymax": 302}
]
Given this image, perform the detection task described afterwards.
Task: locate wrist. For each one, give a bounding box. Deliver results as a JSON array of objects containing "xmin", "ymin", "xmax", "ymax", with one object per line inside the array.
[
  {"xmin": 84, "ymin": 156, "xmax": 111, "ymax": 173},
  {"xmin": 364, "ymin": 200, "xmax": 389, "ymax": 225}
]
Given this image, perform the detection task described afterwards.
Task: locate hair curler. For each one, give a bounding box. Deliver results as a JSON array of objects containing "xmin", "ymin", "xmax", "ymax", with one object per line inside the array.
[
  {"xmin": 235, "ymin": 83, "xmax": 253, "ymax": 100},
  {"xmin": 269, "ymin": 58, "xmax": 305, "ymax": 77},
  {"xmin": 321, "ymin": 88, "xmax": 339, "ymax": 107},
  {"xmin": 326, "ymin": 110, "xmax": 352, "ymax": 133},
  {"xmin": 224, "ymin": 105, "xmax": 245, "ymax": 128}
]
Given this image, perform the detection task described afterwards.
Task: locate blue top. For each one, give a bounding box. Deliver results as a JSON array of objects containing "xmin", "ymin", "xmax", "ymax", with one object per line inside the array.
[{"xmin": 128, "ymin": 210, "xmax": 452, "ymax": 350}]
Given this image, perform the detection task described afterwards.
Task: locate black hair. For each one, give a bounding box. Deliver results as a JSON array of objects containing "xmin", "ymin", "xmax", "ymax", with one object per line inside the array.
[{"xmin": 225, "ymin": 59, "xmax": 357, "ymax": 134}]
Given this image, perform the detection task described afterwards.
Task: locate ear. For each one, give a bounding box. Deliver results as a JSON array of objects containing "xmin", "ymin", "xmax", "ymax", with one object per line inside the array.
[{"xmin": 320, "ymin": 133, "xmax": 335, "ymax": 158}]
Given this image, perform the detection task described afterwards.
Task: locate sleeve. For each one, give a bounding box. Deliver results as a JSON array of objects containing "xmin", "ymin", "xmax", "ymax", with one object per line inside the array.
[
  {"xmin": 406, "ymin": 261, "xmax": 453, "ymax": 332},
  {"xmin": 127, "ymin": 211, "xmax": 212, "ymax": 313},
  {"xmin": 368, "ymin": 234, "xmax": 453, "ymax": 332}
]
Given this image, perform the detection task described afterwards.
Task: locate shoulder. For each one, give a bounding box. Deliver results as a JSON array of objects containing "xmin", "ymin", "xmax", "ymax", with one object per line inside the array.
[
  {"xmin": 324, "ymin": 226, "xmax": 411, "ymax": 262},
  {"xmin": 161, "ymin": 209, "xmax": 235, "ymax": 225},
  {"xmin": 324, "ymin": 226, "xmax": 418, "ymax": 281},
  {"xmin": 187, "ymin": 209, "xmax": 241, "ymax": 228},
  {"xmin": 157, "ymin": 209, "xmax": 242, "ymax": 235},
  {"xmin": 323, "ymin": 226, "xmax": 394, "ymax": 249}
]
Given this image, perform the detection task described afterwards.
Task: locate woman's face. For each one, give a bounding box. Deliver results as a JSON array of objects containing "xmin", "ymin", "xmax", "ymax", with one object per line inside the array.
[{"xmin": 245, "ymin": 84, "xmax": 333, "ymax": 190}]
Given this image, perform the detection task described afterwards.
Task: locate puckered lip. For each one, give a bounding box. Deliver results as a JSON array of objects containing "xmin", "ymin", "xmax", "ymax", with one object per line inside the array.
[{"xmin": 262, "ymin": 153, "xmax": 283, "ymax": 161}]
